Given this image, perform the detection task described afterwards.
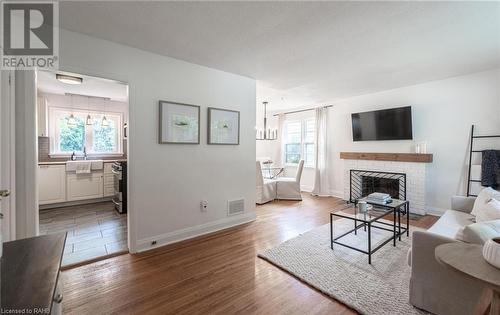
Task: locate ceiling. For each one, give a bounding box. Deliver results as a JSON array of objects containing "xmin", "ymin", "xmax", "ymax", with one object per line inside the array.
[
  {"xmin": 60, "ymin": 1, "xmax": 500, "ymax": 110},
  {"xmin": 37, "ymin": 70, "xmax": 128, "ymax": 102}
]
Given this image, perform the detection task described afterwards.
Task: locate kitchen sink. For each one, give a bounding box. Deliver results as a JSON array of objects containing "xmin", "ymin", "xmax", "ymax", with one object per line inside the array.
[{"xmin": 65, "ymin": 160, "xmax": 104, "ymax": 172}]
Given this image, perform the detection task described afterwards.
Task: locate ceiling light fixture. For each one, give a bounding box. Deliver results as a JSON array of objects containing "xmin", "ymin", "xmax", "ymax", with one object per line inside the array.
[
  {"xmin": 102, "ymin": 116, "xmax": 109, "ymax": 127},
  {"xmin": 67, "ymin": 114, "xmax": 77, "ymax": 126},
  {"xmin": 67, "ymin": 95, "xmax": 77, "ymax": 126},
  {"xmin": 101, "ymin": 99, "xmax": 109, "ymax": 127},
  {"xmin": 256, "ymin": 101, "xmax": 277, "ymax": 141},
  {"xmin": 86, "ymin": 96, "xmax": 92, "ymax": 125},
  {"xmin": 56, "ymin": 74, "xmax": 83, "ymax": 85}
]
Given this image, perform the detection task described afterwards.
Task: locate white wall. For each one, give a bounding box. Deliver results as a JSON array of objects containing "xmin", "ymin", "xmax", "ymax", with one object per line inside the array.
[
  {"xmin": 259, "ymin": 69, "xmax": 500, "ymax": 213},
  {"xmin": 39, "ymin": 92, "xmax": 129, "ymax": 119},
  {"xmin": 58, "ymin": 29, "xmax": 256, "ymax": 252},
  {"xmin": 15, "ymin": 70, "xmax": 39, "ymax": 239}
]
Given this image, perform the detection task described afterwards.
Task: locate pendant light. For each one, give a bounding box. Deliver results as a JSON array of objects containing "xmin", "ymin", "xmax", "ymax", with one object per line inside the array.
[
  {"xmin": 101, "ymin": 99, "xmax": 109, "ymax": 126},
  {"xmin": 256, "ymin": 101, "xmax": 277, "ymax": 140},
  {"xmin": 86, "ymin": 96, "xmax": 92, "ymax": 125},
  {"xmin": 67, "ymin": 95, "xmax": 77, "ymax": 126}
]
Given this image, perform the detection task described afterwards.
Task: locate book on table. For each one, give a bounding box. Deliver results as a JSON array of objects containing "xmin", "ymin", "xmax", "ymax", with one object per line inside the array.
[{"xmin": 366, "ymin": 192, "xmax": 392, "ymax": 204}]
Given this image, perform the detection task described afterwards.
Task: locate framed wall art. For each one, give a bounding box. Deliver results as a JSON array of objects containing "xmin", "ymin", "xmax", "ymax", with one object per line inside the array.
[
  {"xmin": 207, "ymin": 107, "xmax": 240, "ymax": 145},
  {"xmin": 159, "ymin": 101, "xmax": 200, "ymax": 144}
]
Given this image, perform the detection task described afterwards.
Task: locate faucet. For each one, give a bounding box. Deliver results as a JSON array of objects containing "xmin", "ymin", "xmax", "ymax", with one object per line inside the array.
[{"xmin": 83, "ymin": 146, "xmax": 88, "ymax": 160}]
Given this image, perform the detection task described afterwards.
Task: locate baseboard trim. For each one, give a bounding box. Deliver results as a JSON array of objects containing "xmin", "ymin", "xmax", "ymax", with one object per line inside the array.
[
  {"xmin": 425, "ymin": 206, "xmax": 446, "ymax": 216},
  {"xmin": 136, "ymin": 212, "xmax": 257, "ymax": 252},
  {"xmin": 300, "ymin": 185, "xmax": 313, "ymax": 192},
  {"xmin": 308, "ymin": 189, "xmax": 344, "ymax": 199},
  {"xmin": 330, "ymin": 190, "xmax": 344, "ymax": 199},
  {"xmin": 39, "ymin": 197, "xmax": 113, "ymax": 210}
]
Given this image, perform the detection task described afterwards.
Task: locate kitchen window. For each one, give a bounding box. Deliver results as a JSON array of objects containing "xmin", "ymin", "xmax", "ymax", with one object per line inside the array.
[
  {"xmin": 283, "ymin": 118, "xmax": 316, "ymax": 167},
  {"xmin": 49, "ymin": 108, "xmax": 123, "ymax": 156}
]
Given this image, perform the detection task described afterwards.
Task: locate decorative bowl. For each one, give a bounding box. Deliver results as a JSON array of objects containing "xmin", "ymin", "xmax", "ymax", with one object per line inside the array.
[{"xmin": 483, "ymin": 237, "xmax": 500, "ymax": 269}]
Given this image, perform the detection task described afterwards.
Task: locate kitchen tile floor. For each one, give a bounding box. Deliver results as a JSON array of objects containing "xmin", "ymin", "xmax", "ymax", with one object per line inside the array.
[{"xmin": 40, "ymin": 202, "xmax": 127, "ymax": 266}]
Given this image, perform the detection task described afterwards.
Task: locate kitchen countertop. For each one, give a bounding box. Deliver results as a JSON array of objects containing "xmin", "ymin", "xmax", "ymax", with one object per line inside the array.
[
  {"xmin": 39, "ymin": 159, "xmax": 127, "ymax": 165},
  {"xmin": 1, "ymin": 233, "xmax": 66, "ymax": 314}
]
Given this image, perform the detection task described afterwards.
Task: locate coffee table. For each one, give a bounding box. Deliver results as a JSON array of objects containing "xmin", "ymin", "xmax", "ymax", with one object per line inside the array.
[
  {"xmin": 356, "ymin": 197, "xmax": 410, "ymax": 241},
  {"xmin": 330, "ymin": 204, "xmax": 397, "ymax": 264}
]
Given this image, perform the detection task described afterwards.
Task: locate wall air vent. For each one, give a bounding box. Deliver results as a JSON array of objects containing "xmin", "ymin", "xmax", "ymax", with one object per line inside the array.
[{"xmin": 228, "ymin": 199, "xmax": 245, "ymax": 216}]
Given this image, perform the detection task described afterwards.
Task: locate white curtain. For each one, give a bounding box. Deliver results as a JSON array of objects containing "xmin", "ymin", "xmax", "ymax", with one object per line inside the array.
[
  {"xmin": 277, "ymin": 113, "xmax": 286, "ymax": 166},
  {"xmin": 312, "ymin": 107, "xmax": 330, "ymax": 196}
]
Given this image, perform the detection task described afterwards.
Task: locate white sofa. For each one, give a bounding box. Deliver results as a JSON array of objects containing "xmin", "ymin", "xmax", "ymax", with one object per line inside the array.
[{"xmin": 408, "ymin": 196, "xmax": 486, "ymax": 315}]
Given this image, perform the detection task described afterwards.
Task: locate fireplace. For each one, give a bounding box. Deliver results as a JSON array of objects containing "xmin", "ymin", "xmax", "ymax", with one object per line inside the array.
[
  {"xmin": 349, "ymin": 170, "xmax": 406, "ymax": 202},
  {"xmin": 361, "ymin": 176, "xmax": 399, "ymax": 199},
  {"xmin": 343, "ymin": 159, "xmax": 426, "ymax": 215}
]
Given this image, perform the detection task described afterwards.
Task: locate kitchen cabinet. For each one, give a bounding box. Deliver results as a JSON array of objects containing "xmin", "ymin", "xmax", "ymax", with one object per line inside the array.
[
  {"xmin": 103, "ymin": 162, "xmax": 115, "ymax": 197},
  {"xmin": 66, "ymin": 172, "xmax": 104, "ymax": 201},
  {"xmin": 38, "ymin": 165, "xmax": 66, "ymax": 205},
  {"xmin": 38, "ymin": 161, "xmax": 122, "ymax": 205}
]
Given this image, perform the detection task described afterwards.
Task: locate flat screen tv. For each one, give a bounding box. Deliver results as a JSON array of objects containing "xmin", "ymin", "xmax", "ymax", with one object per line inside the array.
[{"xmin": 351, "ymin": 106, "xmax": 412, "ymax": 141}]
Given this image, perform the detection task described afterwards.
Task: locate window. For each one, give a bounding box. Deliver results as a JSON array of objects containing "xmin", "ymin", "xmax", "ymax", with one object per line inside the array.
[
  {"xmin": 283, "ymin": 118, "xmax": 316, "ymax": 167},
  {"xmin": 304, "ymin": 118, "xmax": 315, "ymax": 167},
  {"xmin": 284, "ymin": 121, "xmax": 301, "ymax": 164},
  {"xmin": 50, "ymin": 108, "xmax": 123, "ymax": 156}
]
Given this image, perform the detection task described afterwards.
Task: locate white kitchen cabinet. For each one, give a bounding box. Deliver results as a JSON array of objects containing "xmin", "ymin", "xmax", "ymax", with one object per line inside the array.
[
  {"xmin": 104, "ymin": 186, "xmax": 115, "ymax": 197},
  {"xmin": 38, "ymin": 165, "xmax": 67, "ymax": 205},
  {"xmin": 66, "ymin": 172, "xmax": 104, "ymax": 201}
]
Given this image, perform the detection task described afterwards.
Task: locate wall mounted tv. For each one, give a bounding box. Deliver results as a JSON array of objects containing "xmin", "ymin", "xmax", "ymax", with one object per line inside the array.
[{"xmin": 351, "ymin": 106, "xmax": 413, "ymax": 141}]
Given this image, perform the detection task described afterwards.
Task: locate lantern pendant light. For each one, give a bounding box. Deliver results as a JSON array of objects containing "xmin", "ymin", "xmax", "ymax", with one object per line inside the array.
[
  {"xmin": 67, "ymin": 95, "xmax": 77, "ymax": 126},
  {"xmin": 86, "ymin": 96, "xmax": 92, "ymax": 125},
  {"xmin": 67, "ymin": 114, "xmax": 77, "ymax": 126},
  {"xmin": 101, "ymin": 99, "xmax": 109, "ymax": 126},
  {"xmin": 86, "ymin": 114, "xmax": 92, "ymax": 125}
]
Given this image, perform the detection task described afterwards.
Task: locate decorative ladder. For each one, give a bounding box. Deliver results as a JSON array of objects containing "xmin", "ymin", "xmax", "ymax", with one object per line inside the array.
[{"xmin": 466, "ymin": 124, "xmax": 500, "ymax": 197}]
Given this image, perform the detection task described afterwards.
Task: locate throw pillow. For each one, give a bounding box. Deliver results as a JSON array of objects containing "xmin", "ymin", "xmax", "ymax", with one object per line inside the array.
[
  {"xmin": 472, "ymin": 187, "xmax": 500, "ymax": 217},
  {"xmin": 475, "ymin": 198, "xmax": 500, "ymax": 223},
  {"xmin": 458, "ymin": 219, "xmax": 500, "ymax": 244}
]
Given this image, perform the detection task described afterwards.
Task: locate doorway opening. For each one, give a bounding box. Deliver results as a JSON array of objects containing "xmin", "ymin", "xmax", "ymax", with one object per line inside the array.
[{"xmin": 36, "ymin": 70, "xmax": 129, "ymax": 267}]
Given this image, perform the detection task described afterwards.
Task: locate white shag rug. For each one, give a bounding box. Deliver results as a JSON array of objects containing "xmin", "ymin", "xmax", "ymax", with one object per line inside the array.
[{"xmin": 258, "ymin": 219, "xmax": 428, "ymax": 315}]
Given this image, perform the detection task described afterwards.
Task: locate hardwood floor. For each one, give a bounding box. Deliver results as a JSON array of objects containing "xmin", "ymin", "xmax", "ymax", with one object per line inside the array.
[{"xmin": 62, "ymin": 195, "xmax": 438, "ymax": 315}]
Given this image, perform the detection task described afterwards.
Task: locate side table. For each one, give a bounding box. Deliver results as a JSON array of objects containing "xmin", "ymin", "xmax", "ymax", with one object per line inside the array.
[{"xmin": 435, "ymin": 243, "xmax": 500, "ymax": 315}]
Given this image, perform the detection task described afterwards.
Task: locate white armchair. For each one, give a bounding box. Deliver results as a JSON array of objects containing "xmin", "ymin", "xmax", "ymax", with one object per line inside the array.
[
  {"xmin": 276, "ymin": 160, "xmax": 304, "ymax": 200},
  {"xmin": 256, "ymin": 161, "xmax": 277, "ymax": 204}
]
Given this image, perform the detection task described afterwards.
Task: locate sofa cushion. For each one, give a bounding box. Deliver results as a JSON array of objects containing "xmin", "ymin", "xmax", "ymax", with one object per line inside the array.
[
  {"xmin": 427, "ymin": 210, "xmax": 475, "ymax": 239},
  {"xmin": 407, "ymin": 209, "xmax": 474, "ymax": 267},
  {"xmin": 472, "ymin": 187, "xmax": 500, "ymax": 217},
  {"xmin": 475, "ymin": 198, "xmax": 500, "ymax": 223},
  {"xmin": 458, "ymin": 219, "xmax": 500, "ymax": 244}
]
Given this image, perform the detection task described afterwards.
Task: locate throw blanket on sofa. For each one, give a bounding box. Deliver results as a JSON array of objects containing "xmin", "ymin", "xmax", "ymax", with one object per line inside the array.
[{"xmin": 482, "ymin": 150, "xmax": 500, "ymax": 189}]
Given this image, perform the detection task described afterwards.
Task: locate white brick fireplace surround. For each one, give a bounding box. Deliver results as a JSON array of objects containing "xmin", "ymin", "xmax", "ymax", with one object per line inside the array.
[{"xmin": 341, "ymin": 154, "xmax": 431, "ymax": 215}]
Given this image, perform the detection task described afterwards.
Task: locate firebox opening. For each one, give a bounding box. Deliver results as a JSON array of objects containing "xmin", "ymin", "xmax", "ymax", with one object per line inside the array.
[{"xmin": 361, "ymin": 176, "xmax": 400, "ymax": 199}]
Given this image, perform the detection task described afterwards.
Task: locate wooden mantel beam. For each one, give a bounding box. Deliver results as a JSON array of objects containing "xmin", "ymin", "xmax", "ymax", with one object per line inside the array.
[{"xmin": 340, "ymin": 152, "xmax": 433, "ymax": 163}]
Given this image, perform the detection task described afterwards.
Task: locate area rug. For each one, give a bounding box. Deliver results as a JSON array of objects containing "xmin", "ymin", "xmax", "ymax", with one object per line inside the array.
[{"xmin": 258, "ymin": 219, "xmax": 427, "ymax": 315}]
